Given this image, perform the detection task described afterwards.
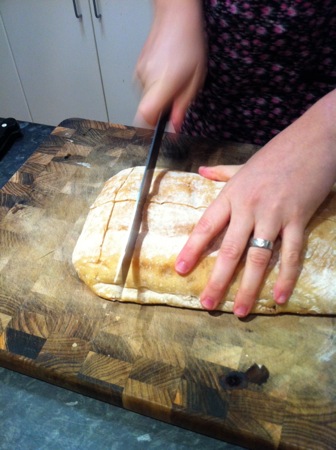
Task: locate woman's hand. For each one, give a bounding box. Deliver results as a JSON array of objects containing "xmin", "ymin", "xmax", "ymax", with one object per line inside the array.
[
  {"xmin": 135, "ymin": 0, "xmax": 207, "ymax": 131},
  {"xmin": 175, "ymin": 90, "xmax": 336, "ymax": 317}
]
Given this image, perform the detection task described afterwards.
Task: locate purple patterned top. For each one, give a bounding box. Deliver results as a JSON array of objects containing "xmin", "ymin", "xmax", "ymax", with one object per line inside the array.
[{"xmin": 182, "ymin": 0, "xmax": 336, "ymax": 145}]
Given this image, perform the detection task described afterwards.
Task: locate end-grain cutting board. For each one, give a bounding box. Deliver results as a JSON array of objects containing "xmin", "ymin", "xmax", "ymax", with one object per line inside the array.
[{"xmin": 0, "ymin": 119, "xmax": 335, "ymax": 450}]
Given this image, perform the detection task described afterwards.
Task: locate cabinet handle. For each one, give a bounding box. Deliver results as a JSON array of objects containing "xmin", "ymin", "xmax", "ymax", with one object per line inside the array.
[
  {"xmin": 92, "ymin": 0, "xmax": 102, "ymax": 19},
  {"xmin": 72, "ymin": 0, "xmax": 82, "ymax": 19}
]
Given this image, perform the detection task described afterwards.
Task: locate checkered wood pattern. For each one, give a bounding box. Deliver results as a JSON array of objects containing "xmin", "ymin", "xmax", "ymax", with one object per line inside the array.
[{"xmin": 0, "ymin": 119, "xmax": 335, "ymax": 449}]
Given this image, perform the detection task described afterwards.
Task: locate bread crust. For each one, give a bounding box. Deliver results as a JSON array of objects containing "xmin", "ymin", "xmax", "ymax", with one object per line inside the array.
[{"xmin": 72, "ymin": 167, "xmax": 336, "ymax": 314}]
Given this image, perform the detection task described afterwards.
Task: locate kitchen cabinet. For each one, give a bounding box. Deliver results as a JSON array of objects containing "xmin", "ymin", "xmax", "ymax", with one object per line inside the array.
[
  {"xmin": 0, "ymin": 1, "xmax": 152, "ymax": 126},
  {"xmin": 0, "ymin": 13, "xmax": 31, "ymax": 121},
  {"xmin": 0, "ymin": 0, "xmax": 108, "ymax": 125},
  {"xmin": 91, "ymin": 0, "xmax": 152, "ymax": 124}
]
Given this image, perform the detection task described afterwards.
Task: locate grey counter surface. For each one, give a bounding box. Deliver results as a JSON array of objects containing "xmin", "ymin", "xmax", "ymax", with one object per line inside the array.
[{"xmin": 0, "ymin": 120, "xmax": 244, "ymax": 450}]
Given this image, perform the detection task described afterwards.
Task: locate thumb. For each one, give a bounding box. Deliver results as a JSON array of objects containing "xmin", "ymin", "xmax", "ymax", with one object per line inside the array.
[
  {"xmin": 198, "ymin": 165, "xmax": 243, "ymax": 181},
  {"xmin": 135, "ymin": 80, "xmax": 176, "ymax": 127}
]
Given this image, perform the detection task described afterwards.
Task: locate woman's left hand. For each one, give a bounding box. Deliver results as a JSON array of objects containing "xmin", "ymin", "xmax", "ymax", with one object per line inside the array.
[{"xmin": 175, "ymin": 90, "xmax": 336, "ymax": 317}]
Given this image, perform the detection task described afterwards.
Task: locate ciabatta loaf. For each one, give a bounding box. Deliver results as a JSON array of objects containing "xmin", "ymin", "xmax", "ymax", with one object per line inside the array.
[{"xmin": 72, "ymin": 167, "xmax": 336, "ymax": 314}]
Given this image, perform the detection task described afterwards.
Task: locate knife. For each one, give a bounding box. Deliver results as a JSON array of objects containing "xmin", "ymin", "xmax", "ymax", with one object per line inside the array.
[{"xmin": 114, "ymin": 108, "xmax": 171, "ymax": 285}]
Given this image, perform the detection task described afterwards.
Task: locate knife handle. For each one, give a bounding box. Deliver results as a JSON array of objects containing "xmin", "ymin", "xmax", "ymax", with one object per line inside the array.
[
  {"xmin": 0, "ymin": 118, "xmax": 22, "ymax": 159},
  {"xmin": 145, "ymin": 108, "xmax": 171, "ymax": 171}
]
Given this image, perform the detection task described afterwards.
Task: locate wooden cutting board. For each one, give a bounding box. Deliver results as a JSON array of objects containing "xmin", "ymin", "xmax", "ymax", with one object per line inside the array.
[{"xmin": 0, "ymin": 118, "xmax": 335, "ymax": 450}]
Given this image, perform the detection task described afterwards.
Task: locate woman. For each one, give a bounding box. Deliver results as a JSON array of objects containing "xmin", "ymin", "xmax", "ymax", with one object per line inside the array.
[{"xmin": 135, "ymin": 0, "xmax": 336, "ymax": 317}]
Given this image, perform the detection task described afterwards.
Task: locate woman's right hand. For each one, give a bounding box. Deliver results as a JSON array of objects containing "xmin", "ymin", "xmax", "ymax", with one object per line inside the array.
[{"xmin": 135, "ymin": 0, "xmax": 207, "ymax": 131}]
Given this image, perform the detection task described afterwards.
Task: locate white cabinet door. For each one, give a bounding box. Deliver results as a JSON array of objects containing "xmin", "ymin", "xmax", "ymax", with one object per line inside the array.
[
  {"xmin": 90, "ymin": 0, "xmax": 152, "ymax": 126},
  {"xmin": 0, "ymin": 13, "xmax": 31, "ymax": 121},
  {"xmin": 0, "ymin": 0, "xmax": 108, "ymax": 126}
]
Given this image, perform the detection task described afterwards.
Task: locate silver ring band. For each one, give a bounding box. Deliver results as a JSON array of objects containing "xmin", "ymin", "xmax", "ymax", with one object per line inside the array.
[{"xmin": 249, "ymin": 237, "xmax": 274, "ymax": 251}]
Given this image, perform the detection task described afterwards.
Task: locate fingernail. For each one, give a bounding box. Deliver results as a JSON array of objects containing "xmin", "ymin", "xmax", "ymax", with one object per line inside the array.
[
  {"xmin": 175, "ymin": 260, "xmax": 189, "ymax": 274},
  {"xmin": 276, "ymin": 294, "xmax": 288, "ymax": 305},
  {"xmin": 201, "ymin": 297, "xmax": 215, "ymax": 310},
  {"xmin": 234, "ymin": 306, "xmax": 248, "ymax": 317}
]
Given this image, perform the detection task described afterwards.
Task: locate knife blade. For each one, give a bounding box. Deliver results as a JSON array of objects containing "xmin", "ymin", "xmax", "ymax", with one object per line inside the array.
[{"xmin": 114, "ymin": 109, "xmax": 170, "ymax": 285}]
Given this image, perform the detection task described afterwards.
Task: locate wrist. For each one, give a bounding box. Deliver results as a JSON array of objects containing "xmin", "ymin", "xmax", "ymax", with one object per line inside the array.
[{"xmin": 301, "ymin": 89, "xmax": 336, "ymax": 182}]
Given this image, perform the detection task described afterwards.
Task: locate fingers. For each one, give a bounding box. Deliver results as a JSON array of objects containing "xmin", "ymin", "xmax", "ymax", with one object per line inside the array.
[
  {"xmin": 175, "ymin": 193, "xmax": 232, "ymax": 275},
  {"xmin": 198, "ymin": 165, "xmax": 244, "ymax": 181},
  {"xmin": 177, "ymin": 201, "xmax": 304, "ymax": 317},
  {"xmin": 170, "ymin": 65, "xmax": 207, "ymax": 131},
  {"xmin": 273, "ymin": 224, "xmax": 304, "ymax": 305},
  {"xmin": 202, "ymin": 222, "xmax": 304, "ymax": 317},
  {"xmin": 136, "ymin": 81, "xmax": 190, "ymax": 130},
  {"xmin": 199, "ymin": 218, "xmax": 253, "ymax": 311},
  {"xmin": 199, "ymin": 216, "xmax": 277, "ymax": 315},
  {"xmin": 233, "ymin": 235, "xmax": 278, "ymax": 317},
  {"xmin": 137, "ymin": 80, "xmax": 174, "ymax": 126},
  {"xmin": 136, "ymin": 67, "xmax": 204, "ymax": 130}
]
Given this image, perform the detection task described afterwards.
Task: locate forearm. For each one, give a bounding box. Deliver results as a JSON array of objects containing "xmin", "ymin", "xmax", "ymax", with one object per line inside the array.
[
  {"xmin": 153, "ymin": 0, "xmax": 202, "ymax": 15},
  {"xmin": 152, "ymin": 0, "xmax": 204, "ymax": 30},
  {"xmin": 302, "ymin": 88, "xmax": 336, "ymax": 136},
  {"xmin": 293, "ymin": 88, "xmax": 336, "ymax": 182},
  {"xmin": 312, "ymin": 88, "xmax": 336, "ymax": 142}
]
